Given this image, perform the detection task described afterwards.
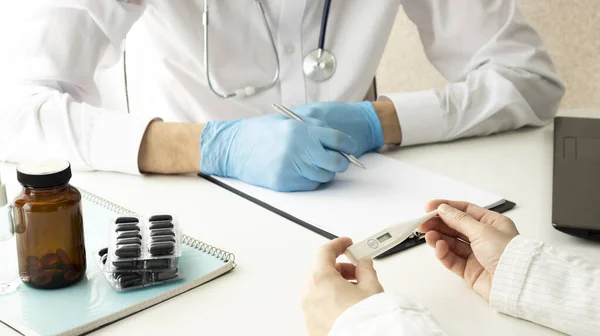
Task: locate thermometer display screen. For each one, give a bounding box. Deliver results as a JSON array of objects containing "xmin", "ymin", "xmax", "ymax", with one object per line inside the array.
[{"xmin": 377, "ymin": 232, "xmax": 392, "ymax": 243}]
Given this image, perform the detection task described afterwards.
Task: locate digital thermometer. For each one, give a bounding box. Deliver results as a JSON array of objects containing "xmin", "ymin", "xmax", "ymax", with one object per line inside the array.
[{"xmin": 344, "ymin": 210, "xmax": 438, "ymax": 265}]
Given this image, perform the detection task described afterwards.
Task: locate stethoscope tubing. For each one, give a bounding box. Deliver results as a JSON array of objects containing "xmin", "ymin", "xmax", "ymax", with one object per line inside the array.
[
  {"xmin": 204, "ymin": 0, "xmax": 335, "ymax": 99},
  {"xmin": 318, "ymin": 0, "xmax": 333, "ymax": 51}
]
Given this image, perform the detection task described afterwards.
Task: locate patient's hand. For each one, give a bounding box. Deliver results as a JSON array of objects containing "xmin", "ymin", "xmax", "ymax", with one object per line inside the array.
[
  {"xmin": 301, "ymin": 237, "xmax": 384, "ymax": 336},
  {"xmin": 418, "ymin": 200, "xmax": 519, "ymax": 301}
]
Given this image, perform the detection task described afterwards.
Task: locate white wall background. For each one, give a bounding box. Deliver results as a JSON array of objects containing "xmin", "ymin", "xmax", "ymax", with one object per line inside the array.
[{"xmin": 376, "ymin": 0, "xmax": 600, "ymax": 110}]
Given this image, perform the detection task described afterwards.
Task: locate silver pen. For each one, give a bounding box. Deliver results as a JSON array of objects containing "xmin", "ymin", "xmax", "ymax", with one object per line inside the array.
[{"xmin": 271, "ymin": 103, "xmax": 366, "ymax": 169}]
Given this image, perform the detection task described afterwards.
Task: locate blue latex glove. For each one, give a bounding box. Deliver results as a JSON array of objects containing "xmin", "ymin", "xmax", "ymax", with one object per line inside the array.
[
  {"xmin": 199, "ymin": 115, "xmax": 358, "ymax": 192},
  {"xmin": 291, "ymin": 101, "xmax": 384, "ymax": 157}
]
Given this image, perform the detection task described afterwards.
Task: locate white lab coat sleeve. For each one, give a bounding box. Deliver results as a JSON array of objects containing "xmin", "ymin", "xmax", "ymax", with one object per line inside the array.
[
  {"xmin": 490, "ymin": 235, "xmax": 600, "ymax": 336},
  {"xmin": 379, "ymin": 0, "xmax": 565, "ymax": 147},
  {"xmin": 0, "ymin": 2, "xmax": 155, "ymax": 174},
  {"xmin": 328, "ymin": 292, "xmax": 447, "ymax": 336}
]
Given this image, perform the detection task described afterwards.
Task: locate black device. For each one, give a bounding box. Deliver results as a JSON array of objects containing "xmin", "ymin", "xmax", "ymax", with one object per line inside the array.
[{"xmin": 552, "ymin": 116, "xmax": 600, "ymax": 240}]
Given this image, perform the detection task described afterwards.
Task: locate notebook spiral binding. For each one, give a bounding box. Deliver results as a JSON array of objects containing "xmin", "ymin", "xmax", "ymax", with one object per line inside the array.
[{"xmin": 79, "ymin": 188, "xmax": 236, "ymax": 266}]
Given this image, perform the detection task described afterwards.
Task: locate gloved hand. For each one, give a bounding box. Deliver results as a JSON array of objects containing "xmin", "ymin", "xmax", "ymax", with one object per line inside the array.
[
  {"xmin": 292, "ymin": 101, "xmax": 384, "ymax": 157},
  {"xmin": 199, "ymin": 115, "xmax": 358, "ymax": 192}
]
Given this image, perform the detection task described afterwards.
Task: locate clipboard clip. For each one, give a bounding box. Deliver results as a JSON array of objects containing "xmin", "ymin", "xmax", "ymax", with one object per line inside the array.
[{"xmin": 373, "ymin": 231, "xmax": 426, "ymax": 259}]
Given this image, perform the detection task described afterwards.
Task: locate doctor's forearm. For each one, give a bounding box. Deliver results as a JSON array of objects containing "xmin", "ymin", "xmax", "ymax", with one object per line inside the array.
[
  {"xmin": 372, "ymin": 100, "xmax": 402, "ymax": 145},
  {"xmin": 138, "ymin": 121, "xmax": 205, "ymax": 174}
]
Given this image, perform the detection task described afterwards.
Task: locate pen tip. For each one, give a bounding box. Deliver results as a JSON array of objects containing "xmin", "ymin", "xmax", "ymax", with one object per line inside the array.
[{"xmin": 353, "ymin": 160, "xmax": 366, "ymax": 169}]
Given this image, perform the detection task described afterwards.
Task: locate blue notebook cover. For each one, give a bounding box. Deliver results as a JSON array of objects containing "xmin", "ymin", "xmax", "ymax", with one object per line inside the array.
[{"xmin": 0, "ymin": 188, "xmax": 236, "ymax": 336}]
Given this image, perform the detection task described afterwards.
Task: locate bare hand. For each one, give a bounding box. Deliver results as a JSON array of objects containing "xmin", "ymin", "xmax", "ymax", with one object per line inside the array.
[
  {"xmin": 301, "ymin": 237, "xmax": 384, "ymax": 336},
  {"xmin": 418, "ymin": 200, "xmax": 519, "ymax": 300}
]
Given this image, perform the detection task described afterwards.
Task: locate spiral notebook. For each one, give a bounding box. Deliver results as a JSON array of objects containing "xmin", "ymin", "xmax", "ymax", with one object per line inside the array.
[{"xmin": 0, "ymin": 188, "xmax": 236, "ymax": 336}]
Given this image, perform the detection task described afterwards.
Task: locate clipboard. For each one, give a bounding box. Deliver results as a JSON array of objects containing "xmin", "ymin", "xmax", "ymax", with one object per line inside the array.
[{"xmin": 199, "ymin": 173, "xmax": 516, "ymax": 258}]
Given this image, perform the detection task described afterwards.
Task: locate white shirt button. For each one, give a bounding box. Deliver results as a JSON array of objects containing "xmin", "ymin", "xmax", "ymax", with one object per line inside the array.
[{"xmin": 284, "ymin": 45, "xmax": 295, "ymax": 54}]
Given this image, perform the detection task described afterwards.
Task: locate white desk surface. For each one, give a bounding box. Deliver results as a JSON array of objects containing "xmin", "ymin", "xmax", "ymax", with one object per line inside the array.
[{"xmin": 1, "ymin": 109, "xmax": 599, "ymax": 336}]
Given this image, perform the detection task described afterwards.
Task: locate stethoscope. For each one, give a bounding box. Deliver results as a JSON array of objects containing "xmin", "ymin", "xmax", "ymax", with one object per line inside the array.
[{"xmin": 203, "ymin": 0, "xmax": 336, "ymax": 99}]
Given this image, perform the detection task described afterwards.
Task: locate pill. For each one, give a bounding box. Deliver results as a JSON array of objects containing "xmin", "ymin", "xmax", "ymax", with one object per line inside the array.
[
  {"xmin": 145, "ymin": 259, "xmax": 170, "ymax": 269},
  {"xmin": 151, "ymin": 236, "xmax": 176, "ymax": 243},
  {"xmin": 153, "ymin": 268, "xmax": 179, "ymax": 281},
  {"xmin": 150, "ymin": 229, "xmax": 175, "ymax": 237},
  {"xmin": 115, "ymin": 223, "xmax": 140, "ymax": 232},
  {"xmin": 116, "ymin": 217, "xmax": 139, "ymax": 224},
  {"xmin": 56, "ymin": 248, "xmax": 71, "ymax": 265},
  {"xmin": 149, "ymin": 214, "xmax": 172, "ymax": 222},
  {"xmin": 31, "ymin": 273, "xmax": 52, "ymax": 286},
  {"xmin": 149, "ymin": 221, "xmax": 174, "ymax": 230},
  {"xmin": 112, "ymin": 271, "xmax": 126, "ymax": 279},
  {"xmin": 116, "ymin": 238, "xmax": 142, "ymax": 246},
  {"xmin": 149, "ymin": 242, "xmax": 175, "ymax": 256},
  {"xmin": 117, "ymin": 231, "xmax": 142, "ymax": 240},
  {"xmin": 64, "ymin": 270, "xmax": 80, "ymax": 282},
  {"xmin": 27, "ymin": 256, "xmax": 42, "ymax": 270},
  {"xmin": 115, "ymin": 244, "xmax": 141, "ymax": 258},
  {"xmin": 116, "ymin": 273, "xmax": 144, "ymax": 288},
  {"xmin": 98, "ymin": 248, "xmax": 108, "ymax": 257},
  {"xmin": 41, "ymin": 253, "xmax": 60, "ymax": 268},
  {"xmin": 113, "ymin": 260, "xmax": 137, "ymax": 269}
]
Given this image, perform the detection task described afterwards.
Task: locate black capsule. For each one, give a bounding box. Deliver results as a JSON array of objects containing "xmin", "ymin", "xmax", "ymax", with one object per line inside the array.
[
  {"xmin": 113, "ymin": 260, "xmax": 137, "ymax": 269},
  {"xmin": 117, "ymin": 231, "xmax": 142, "ymax": 240},
  {"xmin": 150, "ymin": 229, "xmax": 175, "ymax": 237},
  {"xmin": 98, "ymin": 248, "xmax": 108, "ymax": 257},
  {"xmin": 153, "ymin": 268, "xmax": 179, "ymax": 281},
  {"xmin": 116, "ymin": 273, "xmax": 144, "ymax": 288},
  {"xmin": 149, "ymin": 242, "xmax": 175, "ymax": 256},
  {"xmin": 116, "ymin": 238, "xmax": 142, "ymax": 246},
  {"xmin": 115, "ymin": 244, "xmax": 141, "ymax": 258},
  {"xmin": 151, "ymin": 236, "xmax": 176, "ymax": 243},
  {"xmin": 116, "ymin": 217, "xmax": 139, "ymax": 224},
  {"xmin": 149, "ymin": 221, "xmax": 174, "ymax": 230},
  {"xmin": 149, "ymin": 214, "xmax": 172, "ymax": 222},
  {"xmin": 112, "ymin": 271, "xmax": 127, "ymax": 279},
  {"xmin": 115, "ymin": 223, "xmax": 140, "ymax": 232},
  {"xmin": 145, "ymin": 259, "xmax": 171, "ymax": 269}
]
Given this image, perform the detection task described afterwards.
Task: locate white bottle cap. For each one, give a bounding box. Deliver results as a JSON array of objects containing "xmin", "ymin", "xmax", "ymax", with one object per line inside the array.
[{"xmin": 0, "ymin": 174, "xmax": 7, "ymax": 207}]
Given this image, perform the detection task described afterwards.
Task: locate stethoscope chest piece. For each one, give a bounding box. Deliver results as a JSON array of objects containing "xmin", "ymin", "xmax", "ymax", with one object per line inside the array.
[{"xmin": 303, "ymin": 48, "xmax": 336, "ymax": 82}]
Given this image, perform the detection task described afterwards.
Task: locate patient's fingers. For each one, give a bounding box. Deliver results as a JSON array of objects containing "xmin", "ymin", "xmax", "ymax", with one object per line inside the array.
[
  {"xmin": 434, "ymin": 239, "xmax": 467, "ymax": 279},
  {"xmin": 426, "ymin": 200, "xmax": 490, "ymax": 222},
  {"xmin": 418, "ymin": 217, "xmax": 469, "ymax": 242},
  {"xmin": 425, "ymin": 230, "xmax": 472, "ymax": 258}
]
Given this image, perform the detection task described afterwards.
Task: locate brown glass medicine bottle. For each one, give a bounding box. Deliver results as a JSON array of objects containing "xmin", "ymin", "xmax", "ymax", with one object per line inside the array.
[{"xmin": 13, "ymin": 159, "xmax": 86, "ymax": 289}]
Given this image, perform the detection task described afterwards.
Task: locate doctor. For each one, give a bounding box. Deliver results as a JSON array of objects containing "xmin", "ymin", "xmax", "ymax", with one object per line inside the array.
[{"xmin": 0, "ymin": 1, "xmax": 564, "ymax": 192}]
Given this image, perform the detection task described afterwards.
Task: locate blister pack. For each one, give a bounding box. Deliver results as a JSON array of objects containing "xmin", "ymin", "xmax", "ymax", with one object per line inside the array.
[
  {"xmin": 103, "ymin": 214, "xmax": 182, "ymax": 273},
  {"xmin": 95, "ymin": 213, "xmax": 183, "ymax": 291},
  {"xmin": 96, "ymin": 247, "xmax": 181, "ymax": 292}
]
